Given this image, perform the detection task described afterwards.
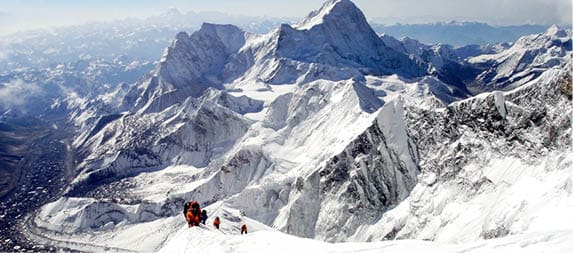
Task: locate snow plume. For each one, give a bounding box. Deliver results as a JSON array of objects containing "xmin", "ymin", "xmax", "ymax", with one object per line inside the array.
[{"xmin": 0, "ymin": 78, "xmax": 44, "ymax": 107}]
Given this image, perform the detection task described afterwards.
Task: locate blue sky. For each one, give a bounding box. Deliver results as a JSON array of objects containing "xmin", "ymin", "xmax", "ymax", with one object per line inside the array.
[{"xmin": 1, "ymin": 0, "xmax": 571, "ymax": 34}]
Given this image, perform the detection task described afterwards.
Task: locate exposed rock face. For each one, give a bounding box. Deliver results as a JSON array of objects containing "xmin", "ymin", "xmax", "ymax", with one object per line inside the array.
[
  {"xmin": 315, "ymin": 102, "xmax": 420, "ymax": 241},
  {"xmin": 360, "ymin": 66, "xmax": 572, "ymax": 243}
]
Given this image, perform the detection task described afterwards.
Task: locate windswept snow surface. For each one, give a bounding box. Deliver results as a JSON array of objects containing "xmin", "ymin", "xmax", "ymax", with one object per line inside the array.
[
  {"xmin": 34, "ymin": 199, "xmax": 573, "ymax": 253},
  {"xmin": 158, "ymin": 226, "xmax": 573, "ymax": 253}
]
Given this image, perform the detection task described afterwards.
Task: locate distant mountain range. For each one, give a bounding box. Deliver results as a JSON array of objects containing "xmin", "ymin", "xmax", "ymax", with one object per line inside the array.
[
  {"xmin": 0, "ymin": 9, "xmax": 554, "ymax": 73},
  {"xmin": 371, "ymin": 21, "xmax": 549, "ymax": 46}
]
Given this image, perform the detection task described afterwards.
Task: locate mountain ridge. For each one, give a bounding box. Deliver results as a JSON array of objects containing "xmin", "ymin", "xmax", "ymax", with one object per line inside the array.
[{"xmin": 8, "ymin": 0, "xmax": 572, "ymax": 251}]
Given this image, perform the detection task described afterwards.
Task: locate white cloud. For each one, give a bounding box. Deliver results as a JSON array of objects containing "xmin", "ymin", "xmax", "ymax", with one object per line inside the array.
[{"xmin": 0, "ymin": 79, "xmax": 44, "ymax": 108}]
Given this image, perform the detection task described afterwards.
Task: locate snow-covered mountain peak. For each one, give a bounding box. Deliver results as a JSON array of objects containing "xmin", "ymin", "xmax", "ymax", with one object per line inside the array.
[
  {"xmin": 125, "ymin": 0, "xmax": 425, "ymax": 112},
  {"xmin": 272, "ymin": 0, "xmax": 425, "ymax": 78},
  {"xmin": 526, "ymin": 24, "xmax": 571, "ymax": 44},
  {"xmin": 491, "ymin": 24, "xmax": 570, "ymax": 55},
  {"xmin": 124, "ymin": 23, "xmax": 247, "ymax": 113},
  {"xmin": 545, "ymin": 24, "xmax": 567, "ymax": 37},
  {"xmin": 166, "ymin": 23, "xmax": 245, "ymax": 60},
  {"xmin": 295, "ymin": 0, "xmax": 362, "ymax": 31},
  {"xmin": 196, "ymin": 23, "xmax": 247, "ymax": 53},
  {"xmin": 291, "ymin": 0, "xmax": 381, "ymax": 48},
  {"xmin": 162, "ymin": 7, "xmax": 184, "ymax": 18}
]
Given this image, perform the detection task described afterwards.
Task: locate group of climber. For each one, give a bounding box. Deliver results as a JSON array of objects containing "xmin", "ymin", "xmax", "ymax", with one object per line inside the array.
[
  {"xmin": 183, "ymin": 200, "xmax": 247, "ymax": 234},
  {"xmin": 183, "ymin": 201, "xmax": 205, "ymax": 227}
]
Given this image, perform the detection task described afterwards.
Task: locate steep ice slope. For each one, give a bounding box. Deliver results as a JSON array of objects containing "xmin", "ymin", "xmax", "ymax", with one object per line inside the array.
[
  {"xmin": 469, "ymin": 25, "xmax": 572, "ymax": 91},
  {"xmin": 351, "ymin": 66, "xmax": 572, "ymax": 243}
]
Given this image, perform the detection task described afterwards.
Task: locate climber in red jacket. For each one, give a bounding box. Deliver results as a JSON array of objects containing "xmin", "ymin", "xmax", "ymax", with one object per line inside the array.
[{"xmin": 213, "ymin": 216, "xmax": 221, "ymax": 229}]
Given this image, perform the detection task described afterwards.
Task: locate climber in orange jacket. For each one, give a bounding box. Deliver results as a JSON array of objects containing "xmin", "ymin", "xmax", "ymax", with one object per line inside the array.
[{"xmin": 186, "ymin": 201, "xmax": 201, "ymax": 227}]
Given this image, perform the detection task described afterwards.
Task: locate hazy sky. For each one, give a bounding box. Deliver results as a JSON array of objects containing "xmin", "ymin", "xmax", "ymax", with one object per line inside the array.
[{"xmin": 0, "ymin": 0, "xmax": 571, "ymax": 34}]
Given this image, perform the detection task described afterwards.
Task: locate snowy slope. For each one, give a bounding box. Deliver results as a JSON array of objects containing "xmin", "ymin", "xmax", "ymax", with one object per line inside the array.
[
  {"xmin": 157, "ymin": 226, "xmax": 573, "ymax": 253},
  {"xmin": 70, "ymin": 89, "xmax": 255, "ymax": 195},
  {"xmin": 352, "ymin": 66, "xmax": 573, "ymax": 243},
  {"xmin": 28, "ymin": 195, "xmax": 573, "ymax": 253},
  {"xmin": 22, "ymin": 0, "xmax": 573, "ymax": 252}
]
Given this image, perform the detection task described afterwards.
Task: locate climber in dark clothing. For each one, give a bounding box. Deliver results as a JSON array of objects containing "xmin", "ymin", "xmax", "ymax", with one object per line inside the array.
[
  {"xmin": 183, "ymin": 201, "xmax": 191, "ymax": 218},
  {"xmin": 200, "ymin": 210, "xmax": 208, "ymax": 225},
  {"xmin": 241, "ymin": 224, "xmax": 248, "ymax": 234}
]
